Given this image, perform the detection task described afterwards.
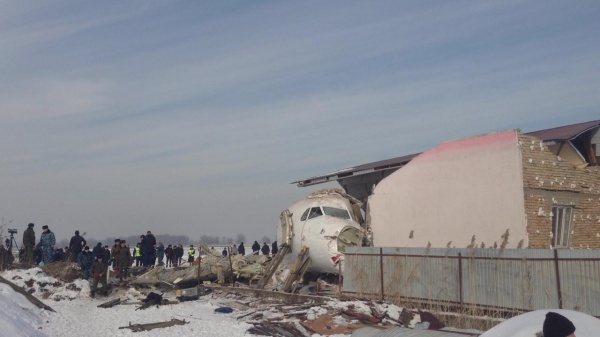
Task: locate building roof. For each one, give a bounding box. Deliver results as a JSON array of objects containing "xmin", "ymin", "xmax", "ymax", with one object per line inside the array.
[
  {"xmin": 293, "ymin": 153, "xmax": 420, "ymax": 187},
  {"xmin": 293, "ymin": 120, "xmax": 600, "ymax": 187},
  {"xmin": 524, "ymin": 119, "xmax": 600, "ymax": 142}
]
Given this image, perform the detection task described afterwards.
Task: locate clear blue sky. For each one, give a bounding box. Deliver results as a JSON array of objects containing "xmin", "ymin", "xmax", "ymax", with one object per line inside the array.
[{"xmin": 1, "ymin": 1, "xmax": 599, "ymax": 242}]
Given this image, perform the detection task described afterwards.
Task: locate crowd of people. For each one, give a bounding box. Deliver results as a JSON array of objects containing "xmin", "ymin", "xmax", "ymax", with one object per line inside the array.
[{"xmin": 12, "ymin": 223, "xmax": 282, "ymax": 297}]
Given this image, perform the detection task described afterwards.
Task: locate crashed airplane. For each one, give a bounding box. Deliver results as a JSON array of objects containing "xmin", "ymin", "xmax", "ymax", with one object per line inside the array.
[{"xmin": 277, "ymin": 189, "xmax": 366, "ymax": 275}]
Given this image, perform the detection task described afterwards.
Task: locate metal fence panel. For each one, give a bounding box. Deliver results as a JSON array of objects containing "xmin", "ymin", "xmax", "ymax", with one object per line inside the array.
[{"xmin": 343, "ymin": 247, "xmax": 600, "ymax": 316}]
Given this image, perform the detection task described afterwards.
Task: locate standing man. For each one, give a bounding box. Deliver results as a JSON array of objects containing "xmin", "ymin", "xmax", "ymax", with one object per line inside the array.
[
  {"xmin": 117, "ymin": 240, "xmax": 131, "ymax": 281},
  {"xmin": 22, "ymin": 223, "xmax": 35, "ymax": 265},
  {"xmin": 261, "ymin": 242, "xmax": 270, "ymax": 255},
  {"xmin": 92, "ymin": 242, "xmax": 103, "ymax": 257},
  {"xmin": 238, "ymin": 242, "xmax": 245, "ymax": 256},
  {"xmin": 69, "ymin": 230, "xmax": 86, "ymax": 262},
  {"xmin": 78, "ymin": 246, "xmax": 94, "ymax": 280},
  {"xmin": 165, "ymin": 244, "xmax": 173, "ymax": 267},
  {"xmin": 110, "ymin": 239, "xmax": 121, "ymax": 273},
  {"xmin": 252, "ymin": 241, "xmax": 260, "ymax": 255},
  {"xmin": 176, "ymin": 244, "xmax": 184, "ymax": 266},
  {"xmin": 156, "ymin": 242, "xmax": 165, "ymax": 266},
  {"xmin": 134, "ymin": 243, "xmax": 142, "ymax": 266},
  {"xmin": 187, "ymin": 245, "xmax": 196, "ymax": 265},
  {"xmin": 142, "ymin": 231, "xmax": 156, "ymax": 267},
  {"xmin": 39, "ymin": 225, "xmax": 55, "ymax": 265},
  {"xmin": 272, "ymin": 241, "xmax": 278, "ymax": 255},
  {"xmin": 90, "ymin": 255, "xmax": 108, "ymax": 298}
]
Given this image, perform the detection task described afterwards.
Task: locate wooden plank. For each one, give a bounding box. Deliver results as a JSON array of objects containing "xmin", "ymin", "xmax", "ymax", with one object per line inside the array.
[
  {"xmin": 281, "ymin": 247, "xmax": 309, "ymax": 293},
  {"xmin": 0, "ymin": 275, "xmax": 55, "ymax": 312},
  {"xmin": 255, "ymin": 243, "xmax": 291, "ymax": 289}
]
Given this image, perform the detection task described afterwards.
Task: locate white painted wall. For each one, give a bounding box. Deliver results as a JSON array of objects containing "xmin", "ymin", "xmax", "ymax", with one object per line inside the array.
[{"xmin": 368, "ymin": 130, "xmax": 528, "ymax": 248}]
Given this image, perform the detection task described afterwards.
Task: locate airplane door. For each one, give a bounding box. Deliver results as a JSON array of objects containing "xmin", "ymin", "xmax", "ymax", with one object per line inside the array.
[{"xmin": 278, "ymin": 210, "xmax": 293, "ymax": 247}]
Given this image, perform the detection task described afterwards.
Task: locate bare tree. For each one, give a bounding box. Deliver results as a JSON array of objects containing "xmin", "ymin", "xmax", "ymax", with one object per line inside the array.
[{"xmin": 235, "ymin": 233, "xmax": 246, "ymax": 243}]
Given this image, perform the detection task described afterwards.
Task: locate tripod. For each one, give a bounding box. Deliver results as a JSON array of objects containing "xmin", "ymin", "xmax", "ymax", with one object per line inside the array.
[{"xmin": 5, "ymin": 232, "xmax": 19, "ymax": 254}]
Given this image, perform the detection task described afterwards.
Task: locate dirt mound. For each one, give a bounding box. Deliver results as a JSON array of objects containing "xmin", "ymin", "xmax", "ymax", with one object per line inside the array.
[{"xmin": 41, "ymin": 261, "xmax": 81, "ymax": 282}]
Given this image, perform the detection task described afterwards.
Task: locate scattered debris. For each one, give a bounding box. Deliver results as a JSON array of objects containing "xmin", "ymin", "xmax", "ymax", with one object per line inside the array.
[
  {"xmin": 118, "ymin": 318, "xmax": 189, "ymax": 332},
  {"xmin": 41, "ymin": 261, "xmax": 80, "ymax": 283},
  {"xmin": 247, "ymin": 322, "xmax": 309, "ymax": 337},
  {"xmin": 97, "ymin": 297, "xmax": 127, "ymax": 308},
  {"xmin": 215, "ymin": 306, "xmax": 234, "ymax": 313},
  {"xmin": 0, "ymin": 275, "xmax": 55, "ymax": 312},
  {"xmin": 136, "ymin": 292, "xmax": 163, "ymax": 310}
]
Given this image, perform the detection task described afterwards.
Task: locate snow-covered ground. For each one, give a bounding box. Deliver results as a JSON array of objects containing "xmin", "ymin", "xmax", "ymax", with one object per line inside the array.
[
  {"xmin": 0, "ymin": 267, "xmax": 349, "ymax": 337},
  {"xmin": 3, "ymin": 266, "xmax": 599, "ymax": 337},
  {"xmin": 0, "ymin": 282, "xmax": 254, "ymax": 337}
]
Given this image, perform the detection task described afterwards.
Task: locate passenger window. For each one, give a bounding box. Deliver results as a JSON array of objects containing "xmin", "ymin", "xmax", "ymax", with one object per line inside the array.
[
  {"xmin": 300, "ymin": 208, "xmax": 310, "ymax": 221},
  {"xmin": 307, "ymin": 207, "xmax": 323, "ymax": 220}
]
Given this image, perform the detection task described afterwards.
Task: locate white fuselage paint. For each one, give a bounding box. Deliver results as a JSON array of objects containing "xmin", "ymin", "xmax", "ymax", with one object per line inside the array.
[{"xmin": 278, "ymin": 194, "xmax": 363, "ymax": 274}]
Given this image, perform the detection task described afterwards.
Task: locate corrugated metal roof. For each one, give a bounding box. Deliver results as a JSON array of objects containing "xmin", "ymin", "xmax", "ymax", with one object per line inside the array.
[{"xmin": 293, "ymin": 120, "xmax": 600, "ymax": 187}]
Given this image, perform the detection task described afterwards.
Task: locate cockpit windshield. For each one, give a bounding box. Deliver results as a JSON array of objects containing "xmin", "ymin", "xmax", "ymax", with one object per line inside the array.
[{"xmin": 322, "ymin": 206, "xmax": 350, "ymax": 220}]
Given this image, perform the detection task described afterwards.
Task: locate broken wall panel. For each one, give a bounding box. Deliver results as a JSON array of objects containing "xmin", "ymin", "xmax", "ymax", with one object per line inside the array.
[{"xmin": 368, "ymin": 130, "xmax": 528, "ymax": 249}]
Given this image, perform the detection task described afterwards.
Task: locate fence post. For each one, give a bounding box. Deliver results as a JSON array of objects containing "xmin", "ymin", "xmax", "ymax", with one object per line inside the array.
[
  {"xmin": 380, "ymin": 248, "xmax": 384, "ymax": 301},
  {"xmin": 553, "ymin": 249, "xmax": 563, "ymax": 309},
  {"xmin": 458, "ymin": 252, "xmax": 463, "ymax": 310}
]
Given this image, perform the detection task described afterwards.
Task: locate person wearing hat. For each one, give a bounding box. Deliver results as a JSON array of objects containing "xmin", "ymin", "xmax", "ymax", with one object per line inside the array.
[
  {"xmin": 117, "ymin": 240, "xmax": 131, "ymax": 281},
  {"xmin": 69, "ymin": 230, "xmax": 87, "ymax": 262},
  {"xmin": 543, "ymin": 312, "xmax": 576, "ymax": 337},
  {"xmin": 92, "ymin": 242, "xmax": 103, "ymax": 257},
  {"xmin": 187, "ymin": 245, "xmax": 196, "ymax": 265},
  {"xmin": 39, "ymin": 225, "xmax": 56, "ymax": 265},
  {"xmin": 89, "ymin": 254, "xmax": 108, "ymax": 298},
  {"xmin": 22, "ymin": 223, "xmax": 36, "ymax": 265},
  {"xmin": 78, "ymin": 246, "xmax": 94, "ymax": 280}
]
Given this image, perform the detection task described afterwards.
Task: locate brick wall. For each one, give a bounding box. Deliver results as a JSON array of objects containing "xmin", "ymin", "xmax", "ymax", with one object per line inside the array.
[{"xmin": 520, "ymin": 134, "xmax": 600, "ymax": 248}]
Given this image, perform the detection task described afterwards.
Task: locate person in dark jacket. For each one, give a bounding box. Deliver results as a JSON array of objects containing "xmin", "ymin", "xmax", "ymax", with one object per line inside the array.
[
  {"xmin": 53, "ymin": 248, "xmax": 64, "ymax": 261},
  {"xmin": 252, "ymin": 241, "xmax": 260, "ymax": 255},
  {"xmin": 78, "ymin": 246, "xmax": 94, "ymax": 280},
  {"xmin": 90, "ymin": 255, "xmax": 108, "ymax": 298},
  {"xmin": 34, "ymin": 243, "xmax": 43, "ymax": 265},
  {"xmin": 222, "ymin": 247, "xmax": 228, "ymax": 257},
  {"xmin": 175, "ymin": 244, "xmax": 184, "ymax": 266},
  {"xmin": 103, "ymin": 246, "xmax": 111, "ymax": 267},
  {"xmin": 141, "ymin": 231, "xmax": 156, "ymax": 266},
  {"xmin": 165, "ymin": 244, "xmax": 174, "ymax": 267},
  {"xmin": 92, "ymin": 243, "xmax": 103, "ymax": 257},
  {"xmin": 110, "ymin": 239, "xmax": 121, "ymax": 273},
  {"xmin": 238, "ymin": 242, "xmax": 245, "ymax": 256},
  {"xmin": 272, "ymin": 241, "xmax": 278, "ymax": 255},
  {"xmin": 22, "ymin": 223, "xmax": 35, "ymax": 265},
  {"xmin": 261, "ymin": 242, "xmax": 270, "ymax": 255},
  {"xmin": 69, "ymin": 230, "xmax": 87, "ymax": 262},
  {"xmin": 39, "ymin": 225, "xmax": 56, "ymax": 265},
  {"xmin": 156, "ymin": 242, "xmax": 165, "ymax": 266},
  {"xmin": 117, "ymin": 240, "xmax": 131, "ymax": 281}
]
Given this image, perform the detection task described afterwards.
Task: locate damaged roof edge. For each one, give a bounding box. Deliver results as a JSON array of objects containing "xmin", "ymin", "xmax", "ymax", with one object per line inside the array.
[
  {"xmin": 292, "ymin": 153, "xmax": 420, "ymax": 187},
  {"xmin": 293, "ymin": 120, "xmax": 600, "ymax": 187}
]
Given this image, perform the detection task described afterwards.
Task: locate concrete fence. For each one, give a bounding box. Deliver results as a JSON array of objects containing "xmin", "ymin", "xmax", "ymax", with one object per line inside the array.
[{"xmin": 342, "ymin": 247, "xmax": 600, "ymax": 317}]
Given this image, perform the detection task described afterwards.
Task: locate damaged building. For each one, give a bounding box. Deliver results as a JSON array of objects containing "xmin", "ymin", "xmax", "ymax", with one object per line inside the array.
[{"xmin": 295, "ymin": 120, "xmax": 600, "ymax": 249}]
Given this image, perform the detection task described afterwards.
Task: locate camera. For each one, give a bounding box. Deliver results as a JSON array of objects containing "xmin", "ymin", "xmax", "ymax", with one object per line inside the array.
[{"xmin": 7, "ymin": 229, "xmax": 17, "ymax": 235}]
